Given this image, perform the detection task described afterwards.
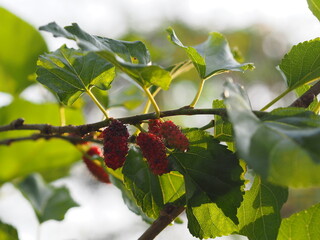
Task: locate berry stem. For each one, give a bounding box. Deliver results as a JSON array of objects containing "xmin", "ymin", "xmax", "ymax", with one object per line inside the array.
[
  {"xmin": 190, "ymin": 78, "xmax": 206, "ymax": 108},
  {"xmin": 86, "ymin": 89, "xmax": 109, "ymax": 119},
  {"xmin": 143, "ymin": 86, "xmax": 161, "ymax": 118},
  {"xmin": 260, "ymin": 88, "xmax": 291, "ymax": 111}
]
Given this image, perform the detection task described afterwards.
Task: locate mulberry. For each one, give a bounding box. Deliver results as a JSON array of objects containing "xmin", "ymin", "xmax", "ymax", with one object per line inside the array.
[
  {"xmin": 103, "ymin": 119, "xmax": 129, "ymax": 170},
  {"xmin": 136, "ymin": 132, "xmax": 169, "ymax": 175},
  {"xmin": 148, "ymin": 119, "xmax": 162, "ymax": 137},
  {"xmin": 160, "ymin": 121, "xmax": 189, "ymax": 152},
  {"xmin": 83, "ymin": 146, "xmax": 110, "ymax": 183}
]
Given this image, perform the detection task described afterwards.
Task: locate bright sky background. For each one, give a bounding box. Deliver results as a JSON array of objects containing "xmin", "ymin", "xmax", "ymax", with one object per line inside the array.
[{"xmin": 0, "ymin": 0, "xmax": 319, "ymax": 240}]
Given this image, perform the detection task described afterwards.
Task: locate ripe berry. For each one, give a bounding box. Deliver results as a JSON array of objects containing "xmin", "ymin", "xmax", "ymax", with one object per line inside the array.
[
  {"xmin": 103, "ymin": 119, "xmax": 129, "ymax": 170},
  {"xmin": 148, "ymin": 119, "xmax": 162, "ymax": 137},
  {"xmin": 83, "ymin": 146, "xmax": 110, "ymax": 183},
  {"xmin": 136, "ymin": 132, "xmax": 169, "ymax": 175},
  {"xmin": 160, "ymin": 121, "xmax": 189, "ymax": 151}
]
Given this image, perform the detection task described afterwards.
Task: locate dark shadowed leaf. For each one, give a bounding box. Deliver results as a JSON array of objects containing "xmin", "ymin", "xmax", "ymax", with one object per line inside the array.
[
  {"xmin": 16, "ymin": 174, "xmax": 78, "ymax": 223},
  {"xmin": 170, "ymin": 128, "xmax": 244, "ymax": 238},
  {"xmin": 166, "ymin": 27, "xmax": 254, "ymax": 80},
  {"xmin": 224, "ymin": 80, "xmax": 320, "ymax": 187},
  {"xmin": 40, "ymin": 22, "xmax": 172, "ymax": 90},
  {"xmin": 237, "ymin": 176, "xmax": 288, "ymax": 240},
  {"xmin": 122, "ymin": 147, "xmax": 164, "ymax": 219},
  {"xmin": 0, "ymin": 8, "xmax": 47, "ymax": 95},
  {"xmin": 37, "ymin": 45, "xmax": 115, "ymax": 105},
  {"xmin": 109, "ymin": 175, "xmax": 154, "ymax": 224}
]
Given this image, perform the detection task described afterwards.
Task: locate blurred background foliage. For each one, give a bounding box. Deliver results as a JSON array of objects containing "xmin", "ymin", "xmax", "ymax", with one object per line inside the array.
[{"xmin": 0, "ymin": 4, "xmax": 320, "ymax": 239}]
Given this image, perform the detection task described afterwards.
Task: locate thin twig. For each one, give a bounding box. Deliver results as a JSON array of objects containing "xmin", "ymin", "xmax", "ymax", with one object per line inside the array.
[{"xmin": 0, "ymin": 134, "xmax": 102, "ymax": 146}]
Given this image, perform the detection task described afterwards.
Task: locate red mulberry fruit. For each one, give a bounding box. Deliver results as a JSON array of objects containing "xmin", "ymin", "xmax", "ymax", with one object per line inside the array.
[
  {"xmin": 103, "ymin": 119, "xmax": 129, "ymax": 170},
  {"xmin": 160, "ymin": 121, "xmax": 189, "ymax": 152},
  {"xmin": 148, "ymin": 119, "xmax": 163, "ymax": 137},
  {"xmin": 136, "ymin": 132, "xmax": 169, "ymax": 175},
  {"xmin": 83, "ymin": 146, "xmax": 110, "ymax": 183}
]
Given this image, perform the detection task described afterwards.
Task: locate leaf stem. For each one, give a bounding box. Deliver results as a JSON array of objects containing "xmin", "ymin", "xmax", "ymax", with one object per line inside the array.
[
  {"xmin": 190, "ymin": 78, "xmax": 206, "ymax": 108},
  {"xmin": 59, "ymin": 104, "xmax": 66, "ymax": 126},
  {"xmin": 86, "ymin": 89, "xmax": 109, "ymax": 119},
  {"xmin": 143, "ymin": 86, "xmax": 161, "ymax": 118},
  {"xmin": 260, "ymin": 88, "xmax": 291, "ymax": 111}
]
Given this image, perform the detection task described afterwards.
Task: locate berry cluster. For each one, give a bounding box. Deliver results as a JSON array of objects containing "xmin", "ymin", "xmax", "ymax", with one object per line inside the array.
[
  {"xmin": 82, "ymin": 146, "xmax": 110, "ymax": 183},
  {"xmin": 136, "ymin": 119, "xmax": 189, "ymax": 175},
  {"xmin": 102, "ymin": 119, "xmax": 129, "ymax": 170},
  {"xmin": 137, "ymin": 132, "xmax": 169, "ymax": 175}
]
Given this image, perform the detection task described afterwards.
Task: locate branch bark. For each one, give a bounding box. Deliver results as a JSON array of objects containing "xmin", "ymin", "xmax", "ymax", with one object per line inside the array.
[
  {"xmin": 0, "ymin": 107, "xmax": 266, "ymax": 136},
  {"xmin": 290, "ymin": 81, "xmax": 320, "ymax": 108},
  {"xmin": 138, "ymin": 205, "xmax": 186, "ymax": 240}
]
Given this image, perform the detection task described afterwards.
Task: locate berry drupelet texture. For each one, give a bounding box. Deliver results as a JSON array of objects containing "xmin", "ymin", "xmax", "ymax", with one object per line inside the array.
[
  {"xmin": 103, "ymin": 119, "xmax": 129, "ymax": 170},
  {"xmin": 136, "ymin": 132, "xmax": 169, "ymax": 175},
  {"xmin": 160, "ymin": 121, "xmax": 189, "ymax": 151},
  {"xmin": 82, "ymin": 146, "xmax": 110, "ymax": 183},
  {"xmin": 148, "ymin": 119, "xmax": 163, "ymax": 137}
]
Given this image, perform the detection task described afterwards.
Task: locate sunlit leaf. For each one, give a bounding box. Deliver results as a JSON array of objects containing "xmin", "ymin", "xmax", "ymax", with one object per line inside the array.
[
  {"xmin": 279, "ymin": 38, "xmax": 320, "ymax": 90},
  {"xmin": 37, "ymin": 45, "xmax": 115, "ymax": 105},
  {"xmin": 213, "ymin": 100, "xmax": 233, "ymax": 141},
  {"xmin": 40, "ymin": 22, "xmax": 172, "ymax": 90},
  {"xmin": 277, "ymin": 203, "xmax": 320, "ymax": 240},
  {"xmin": 307, "ymin": 0, "xmax": 320, "ymax": 21},
  {"xmin": 0, "ymin": 8, "xmax": 47, "ymax": 95},
  {"xmin": 17, "ymin": 173, "xmax": 78, "ymax": 223},
  {"xmin": 224, "ymin": 80, "xmax": 320, "ymax": 187},
  {"xmin": 0, "ymin": 99, "xmax": 83, "ymax": 182},
  {"xmin": 237, "ymin": 176, "xmax": 288, "ymax": 240},
  {"xmin": 167, "ymin": 27, "xmax": 254, "ymax": 80},
  {"xmin": 0, "ymin": 220, "xmax": 18, "ymax": 240}
]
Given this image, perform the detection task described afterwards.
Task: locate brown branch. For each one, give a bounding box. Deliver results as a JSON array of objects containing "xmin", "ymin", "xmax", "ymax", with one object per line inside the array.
[
  {"xmin": 0, "ymin": 107, "xmax": 267, "ymax": 136},
  {"xmin": 0, "ymin": 133, "xmax": 102, "ymax": 146},
  {"xmin": 138, "ymin": 205, "xmax": 186, "ymax": 240},
  {"xmin": 290, "ymin": 81, "xmax": 320, "ymax": 108}
]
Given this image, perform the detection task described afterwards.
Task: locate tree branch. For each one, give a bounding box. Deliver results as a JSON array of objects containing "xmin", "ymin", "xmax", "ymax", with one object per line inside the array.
[
  {"xmin": 0, "ymin": 133, "xmax": 102, "ymax": 146},
  {"xmin": 290, "ymin": 81, "xmax": 320, "ymax": 108},
  {"xmin": 0, "ymin": 107, "xmax": 267, "ymax": 136},
  {"xmin": 138, "ymin": 205, "xmax": 186, "ymax": 240}
]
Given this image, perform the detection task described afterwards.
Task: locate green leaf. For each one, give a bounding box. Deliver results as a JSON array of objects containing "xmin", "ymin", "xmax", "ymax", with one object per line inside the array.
[
  {"xmin": 16, "ymin": 173, "xmax": 78, "ymax": 223},
  {"xmin": 279, "ymin": 38, "xmax": 320, "ymax": 90},
  {"xmin": 40, "ymin": 22, "xmax": 172, "ymax": 90},
  {"xmin": 170, "ymin": 128, "xmax": 244, "ymax": 238},
  {"xmin": 0, "ymin": 7, "xmax": 47, "ymax": 95},
  {"xmin": 37, "ymin": 45, "xmax": 115, "ymax": 105},
  {"xmin": 224, "ymin": 80, "xmax": 320, "ymax": 187},
  {"xmin": 0, "ymin": 99, "xmax": 83, "ymax": 182},
  {"xmin": 122, "ymin": 147, "xmax": 164, "ymax": 219},
  {"xmin": 159, "ymin": 171, "xmax": 185, "ymax": 204},
  {"xmin": 307, "ymin": 0, "xmax": 320, "ymax": 21},
  {"xmin": 237, "ymin": 176, "xmax": 288, "ymax": 240},
  {"xmin": 109, "ymin": 175, "xmax": 154, "ymax": 224},
  {"xmin": 166, "ymin": 27, "xmax": 254, "ymax": 80},
  {"xmin": 0, "ymin": 220, "xmax": 18, "ymax": 240},
  {"xmin": 213, "ymin": 99, "xmax": 233, "ymax": 142},
  {"xmin": 277, "ymin": 203, "xmax": 320, "ymax": 240}
]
